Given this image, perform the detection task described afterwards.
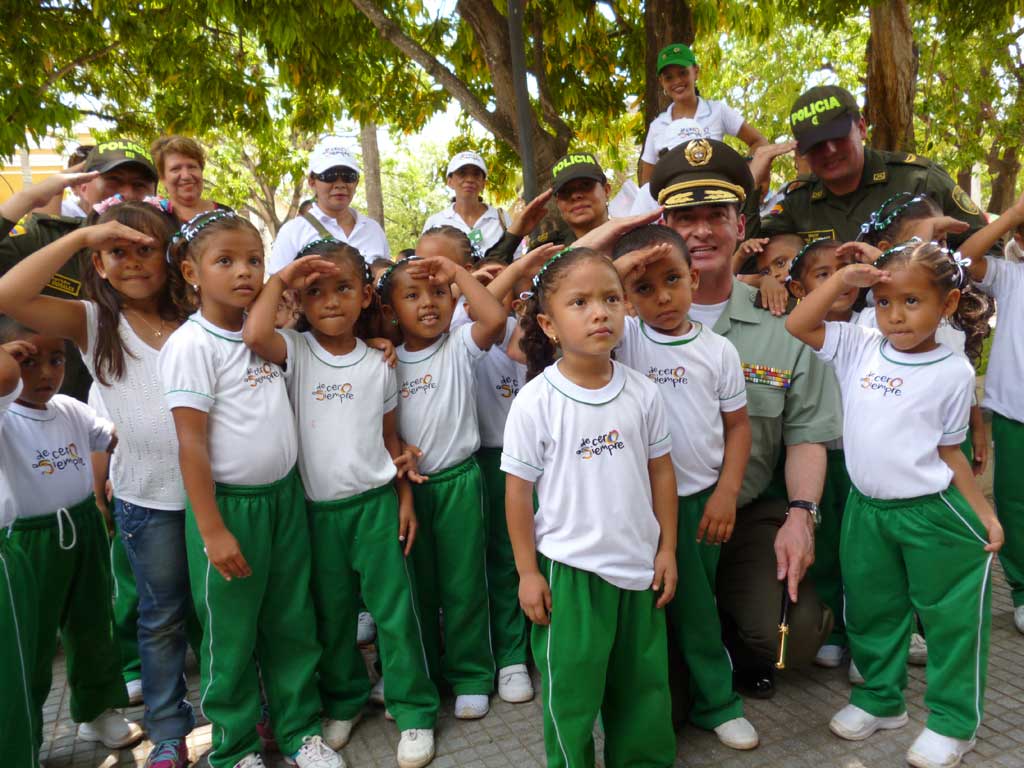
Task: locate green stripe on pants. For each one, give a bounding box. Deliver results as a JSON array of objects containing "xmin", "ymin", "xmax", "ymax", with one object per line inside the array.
[
  {"xmin": 110, "ymin": 524, "xmax": 141, "ymax": 684},
  {"xmin": 532, "ymin": 555, "xmax": 676, "ymax": 768},
  {"xmin": 477, "ymin": 447, "xmax": 529, "ymax": 669},
  {"xmin": 0, "ymin": 536, "xmax": 40, "ymax": 767},
  {"xmin": 10, "ymin": 496, "xmax": 128, "ymax": 747},
  {"xmin": 841, "ymin": 485, "xmax": 992, "ymax": 740},
  {"xmin": 409, "ymin": 456, "xmax": 495, "ymax": 694},
  {"xmin": 993, "ymin": 413, "xmax": 1024, "ymax": 607},
  {"xmin": 185, "ymin": 469, "xmax": 322, "ymax": 768},
  {"xmin": 810, "ymin": 449, "xmax": 850, "ymax": 647},
  {"xmin": 307, "ymin": 484, "xmax": 439, "ymax": 731},
  {"xmin": 667, "ymin": 488, "xmax": 743, "ymax": 730}
]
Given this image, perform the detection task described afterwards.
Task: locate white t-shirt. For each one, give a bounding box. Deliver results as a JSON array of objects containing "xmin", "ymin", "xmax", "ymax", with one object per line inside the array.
[
  {"xmin": 979, "ymin": 255, "xmax": 1024, "ymax": 423},
  {"xmin": 0, "ymin": 381, "xmax": 23, "ymax": 528},
  {"xmin": 617, "ymin": 319, "xmax": 746, "ymax": 496},
  {"xmin": 688, "ymin": 300, "xmax": 730, "ymax": 329},
  {"xmin": 279, "ymin": 332, "xmax": 398, "ymax": 501},
  {"xmin": 81, "ymin": 302, "xmax": 185, "ymax": 510},
  {"xmin": 640, "ymin": 99, "xmax": 745, "ymax": 165},
  {"xmin": 422, "ymin": 204, "xmax": 510, "ymax": 257},
  {"xmin": 476, "ymin": 317, "xmax": 527, "ymax": 448},
  {"xmin": 395, "ymin": 323, "xmax": 486, "ymax": 475},
  {"xmin": 1, "ymin": 394, "xmax": 114, "ymax": 518},
  {"xmin": 159, "ymin": 312, "xmax": 298, "ymax": 486},
  {"xmin": 270, "ymin": 204, "xmax": 390, "ymax": 272},
  {"xmin": 816, "ymin": 322, "xmax": 974, "ymax": 499},
  {"xmin": 501, "ymin": 361, "xmax": 672, "ymax": 590}
]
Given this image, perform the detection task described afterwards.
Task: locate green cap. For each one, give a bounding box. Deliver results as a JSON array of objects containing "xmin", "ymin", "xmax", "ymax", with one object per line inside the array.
[
  {"xmin": 657, "ymin": 43, "xmax": 697, "ymax": 74},
  {"xmin": 84, "ymin": 140, "xmax": 157, "ymax": 181},
  {"xmin": 789, "ymin": 85, "xmax": 861, "ymax": 153},
  {"xmin": 649, "ymin": 139, "xmax": 753, "ymax": 210},
  {"xmin": 551, "ymin": 152, "xmax": 606, "ymax": 194}
]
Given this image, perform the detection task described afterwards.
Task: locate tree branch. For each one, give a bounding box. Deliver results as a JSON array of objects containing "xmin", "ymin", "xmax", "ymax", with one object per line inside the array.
[
  {"xmin": 528, "ymin": 8, "xmax": 573, "ymax": 143},
  {"xmin": 41, "ymin": 43, "xmax": 118, "ymax": 94}
]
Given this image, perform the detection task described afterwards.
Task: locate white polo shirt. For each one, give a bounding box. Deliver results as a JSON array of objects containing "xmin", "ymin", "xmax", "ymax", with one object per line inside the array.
[
  {"xmin": 476, "ymin": 317, "xmax": 527, "ymax": 448},
  {"xmin": 269, "ymin": 203, "xmax": 390, "ymax": 273},
  {"xmin": 501, "ymin": 361, "xmax": 672, "ymax": 590},
  {"xmin": 640, "ymin": 99, "xmax": 745, "ymax": 165},
  {"xmin": 2, "ymin": 393, "xmax": 114, "ymax": 518},
  {"xmin": 979, "ymin": 255, "xmax": 1024, "ymax": 423},
  {"xmin": 617, "ymin": 318, "xmax": 746, "ymax": 496},
  {"xmin": 395, "ymin": 323, "xmax": 487, "ymax": 475},
  {"xmin": 0, "ymin": 381, "xmax": 18, "ymax": 528},
  {"xmin": 159, "ymin": 312, "xmax": 298, "ymax": 486},
  {"xmin": 422, "ymin": 204, "xmax": 510, "ymax": 257},
  {"xmin": 279, "ymin": 332, "xmax": 398, "ymax": 501},
  {"xmin": 816, "ymin": 322, "xmax": 974, "ymax": 499}
]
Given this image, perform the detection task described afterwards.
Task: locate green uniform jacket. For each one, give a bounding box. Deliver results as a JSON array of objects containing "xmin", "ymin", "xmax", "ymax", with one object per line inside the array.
[
  {"xmin": 1, "ymin": 213, "xmax": 91, "ymax": 401},
  {"xmin": 711, "ymin": 280, "xmax": 842, "ymax": 507},
  {"xmin": 755, "ymin": 147, "xmax": 989, "ymax": 249}
]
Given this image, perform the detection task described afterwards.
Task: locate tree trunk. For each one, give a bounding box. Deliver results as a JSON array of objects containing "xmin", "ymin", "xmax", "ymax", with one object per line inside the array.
[
  {"xmin": 986, "ymin": 142, "xmax": 1021, "ymax": 214},
  {"xmin": 643, "ymin": 0, "xmax": 694, "ymax": 136},
  {"xmin": 360, "ymin": 121, "xmax": 385, "ymax": 226},
  {"xmin": 865, "ymin": 0, "xmax": 917, "ymax": 152},
  {"xmin": 957, "ymin": 169, "xmax": 973, "ymax": 191}
]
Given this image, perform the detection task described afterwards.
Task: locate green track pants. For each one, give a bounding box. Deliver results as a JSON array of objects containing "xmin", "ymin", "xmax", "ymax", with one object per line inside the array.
[
  {"xmin": 810, "ymin": 449, "xmax": 850, "ymax": 648},
  {"xmin": 0, "ymin": 536, "xmax": 40, "ymax": 767},
  {"xmin": 110, "ymin": 525, "xmax": 141, "ymax": 684},
  {"xmin": 993, "ymin": 413, "xmax": 1024, "ymax": 608},
  {"xmin": 841, "ymin": 485, "xmax": 993, "ymax": 740}
]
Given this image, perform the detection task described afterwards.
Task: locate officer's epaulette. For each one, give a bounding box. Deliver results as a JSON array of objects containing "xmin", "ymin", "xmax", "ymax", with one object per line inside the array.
[
  {"xmin": 783, "ymin": 176, "xmax": 812, "ymax": 196},
  {"xmin": 884, "ymin": 151, "xmax": 931, "ymax": 169}
]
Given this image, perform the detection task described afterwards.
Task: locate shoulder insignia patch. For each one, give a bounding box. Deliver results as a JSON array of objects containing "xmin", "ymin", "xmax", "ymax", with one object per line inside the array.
[
  {"xmin": 890, "ymin": 152, "xmax": 929, "ymax": 167},
  {"xmin": 811, "ymin": 189, "xmax": 826, "ymax": 201},
  {"xmin": 9, "ymin": 223, "xmax": 26, "ymax": 237},
  {"xmin": 767, "ymin": 203, "xmax": 784, "ymax": 217},
  {"xmin": 872, "ymin": 171, "xmax": 887, "ymax": 182},
  {"xmin": 952, "ymin": 185, "xmax": 981, "ymax": 215}
]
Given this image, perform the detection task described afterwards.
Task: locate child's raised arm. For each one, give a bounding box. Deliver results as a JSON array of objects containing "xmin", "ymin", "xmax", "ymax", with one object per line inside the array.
[
  {"xmin": 958, "ymin": 189, "xmax": 1024, "ymax": 282},
  {"xmin": 484, "ymin": 243, "xmax": 560, "ymax": 302},
  {"xmin": 0, "ymin": 221, "xmax": 154, "ymax": 349},
  {"xmin": 786, "ymin": 264, "xmax": 890, "ymax": 350},
  {"xmin": 242, "ymin": 255, "xmax": 339, "ymax": 365},
  {"xmin": 0, "ymin": 168, "xmax": 98, "ymax": 226},
  {"xmin": 406, "ymin": 256, "xmax": 507, "ymax": 349},
  {"xmin": 0, "ymin": 340, "xmax": 32, "ymax": 396}
]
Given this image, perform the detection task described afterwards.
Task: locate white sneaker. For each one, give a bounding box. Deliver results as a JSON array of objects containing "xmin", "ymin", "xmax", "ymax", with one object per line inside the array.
[
  {"xmin": 286, "ymin": 735, "xmax": 346, "ymax": 768},
  {"xmin": 815, "ymin": 644, "xmax": 846, "ymax": 668},
  {"xmin": 497, "ymin": 664, "xmax": 534, "ymax": 703},
  {"xmin": 1014, "ymin": 605, "xmax": 1024, "ymax": 634},
  {"xmin": 385, "ymin": 708, "xmax": 395, "ymax": 722},
  {"xmin": 848, "ymin": 659, "xmax": 865, "ymax": 685},
  {"xmin": 234, "ymin": 756, "xmax": 267, "ymax": 768},
  {"xmin": 829, "ymin": 704, "xmax": 908, "ymax": 740},
  {"xmin": 126, "ymin": 678, "xmax": 144, "ymax": 705},
  {"xmin": 369, "ymin": 677, "xmax": 386, "ymax": 706},
  {"xmin": 77, "ymin": 709, "xmax": 144, "ymax": 748},
  {"xmin": 454, "ymin": 694, "xmax": 489, "ymax": 719},
  {"xmin": 713, "ymin": 717, "xmax": 759, "ymax": 750},
  {"xmin": 397, "ymin": 729, "xmax": 435, "ymax": 768},
  {"xmin": 906, "ymin": 727, "xmax": 975, "ymax": 768},
  {"xmin": 322, "ymin": 713, "xmax": 362, "ymax": 750},
  {"xmin": 357, "ymin": 611, "xmax": 377, "ymax": 645},
  {"xmin": 908, "ymin": 633, "xmax": 928, "ymax": 666}
]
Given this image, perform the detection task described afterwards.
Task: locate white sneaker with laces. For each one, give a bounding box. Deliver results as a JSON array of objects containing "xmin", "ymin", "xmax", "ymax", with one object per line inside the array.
[
  {"xmin": 908, "ymin": 633, "xmax": 928, "ymax": 666},
  {"xmin": 234, "ymin": 756, "xmax": 267, "ymax": 768},
  {"xmin": 454, "ymin": 694, "xmax": 489, "ymax": 719},
  {"xmin": 77, "ymin": 709, "xmax": 143, "ymax": 748},
  {"xmin": 814, "ymin": 644, "xmax": 845, "ymax": 668},
  {"xmin": 829, "ymin": 704, "xmax": 908, "ymax": 740},
  {"xmin": 848, "ymin": 659, "xmax": 865, "ymax": 685},
  {"xmin": 126, "ymin": 678, "xmax": 144, "ymax": 705},
  {"xmin": 497, "ymin": 664, "xmax": 534, "ymax": 703},
  {"xmin": 369, "ymin": 677, "xmax": 385, "ymax": 706},
  {"xmin": 1014, "ymin": 605, "xmax": 1024, "ymax": 634},
  {"xmin": 357, "ymin": 612, "xmax": 377, "ymax": 645},
  {"xmin": 323, "ymin": 713, "xmax": 362, "ymax": 750},
  {"xmin": 397, "ymin": 728, "xmax": 435, "ymax": 768},
  {"xmin": 713, "ymin": 717, "xmax": 759, "ymax": 749},
  {"xmin": 906, "ymin": 727, "xmax": 975, "ymax": 768},
  {"xmin": 286, "ymin": 735, "xmax": 345, "ymax": 768}
]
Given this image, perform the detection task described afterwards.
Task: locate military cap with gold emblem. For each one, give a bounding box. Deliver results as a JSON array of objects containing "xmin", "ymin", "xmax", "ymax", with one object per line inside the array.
[{"xmin": 649, "ymin": 138, "xmax": 754, "ymax": 211}]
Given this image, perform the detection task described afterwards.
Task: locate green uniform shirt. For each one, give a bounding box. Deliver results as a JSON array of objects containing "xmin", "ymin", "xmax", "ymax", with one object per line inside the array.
[
  {"xmin": 711, "ymin": 280, "xmax": 842, "ymax": 507},
  {"xmin": 1, "ymin": 213, "xmax": 91, "ymax": 401},
  {"xmin": 756, "ymin": 147, "xmax": 989, "ymax": 249}
]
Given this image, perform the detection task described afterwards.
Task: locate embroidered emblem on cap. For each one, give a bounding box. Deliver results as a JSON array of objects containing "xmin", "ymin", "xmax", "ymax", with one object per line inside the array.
[{"xmin": 684, "ymin": 139, "xmax": 713, "ymax": 167}]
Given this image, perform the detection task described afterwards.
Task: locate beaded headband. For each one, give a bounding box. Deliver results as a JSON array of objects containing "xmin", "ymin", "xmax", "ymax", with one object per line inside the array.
[
  {"xmin": 375, "ymin": 255, "xmax": 421, "ymax": 297},
  {"xmin": 93, "ymin": 194, "xmax": 174, "ymax": 216},
  {"xmin": 788, "ymin": 237, "xmax": 837, "ymax": 281},
  {"xmin": 166, "ymin": 209, "xmax": 240, "ymax": 264},
  {"xmin": 858, "ymin": 193, "xmax": 929, "ymax": 239},
  {"xmin": 873, "ymin": 237, "xmax": 972, "ymax": 289},
  {"xmin": 530, "ymin": 247, "xmax": 573, "ymax": 291}
]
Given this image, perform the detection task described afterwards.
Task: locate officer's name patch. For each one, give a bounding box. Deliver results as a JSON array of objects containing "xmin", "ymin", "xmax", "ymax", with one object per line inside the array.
[
  {"xmin": 46, "ymin": 273, "xmax": 82, "ymax": 297},
  {"xmin": 742, "ymin": 363, "xmax": 791, "ymax": 389},
  {"xmin": 800, "ymin": 229, "xmax": 836, "ymax": 243}
]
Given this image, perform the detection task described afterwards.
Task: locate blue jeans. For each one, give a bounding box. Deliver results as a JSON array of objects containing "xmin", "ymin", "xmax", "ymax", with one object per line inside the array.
[{"xmin": 114, "ymin": 500, "xmax": 195, "ymax": 742}]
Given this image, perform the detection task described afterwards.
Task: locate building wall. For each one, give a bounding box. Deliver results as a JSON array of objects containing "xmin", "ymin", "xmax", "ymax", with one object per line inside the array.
[{"xmin": 0, "ymin": 129, "xmax": 96, "ymax": 203}]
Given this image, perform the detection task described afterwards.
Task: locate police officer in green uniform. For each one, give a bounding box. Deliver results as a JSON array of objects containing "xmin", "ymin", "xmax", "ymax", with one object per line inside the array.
[
  {"xmin": 757, "ymin": 85, "xmax": 989, "ymax": 246},
  {"xmin": 0, "ymin": 140, "xmax": 159, "ymax": 400},
  {"xmin": 650, "ymin": 138, "xmax": 842, "ymax": 697}
]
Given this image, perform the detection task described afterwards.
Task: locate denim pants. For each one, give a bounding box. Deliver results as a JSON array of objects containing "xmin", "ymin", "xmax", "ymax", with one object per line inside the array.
[{"xmin": 114, "ymin": 500, "xmax": 195, "ymax": 742}]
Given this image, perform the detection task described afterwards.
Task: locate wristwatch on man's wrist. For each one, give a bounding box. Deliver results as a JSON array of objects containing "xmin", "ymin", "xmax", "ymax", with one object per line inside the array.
[{"xmin": 787, "ymin": 499, "xmax": 821, "ymax": 527}]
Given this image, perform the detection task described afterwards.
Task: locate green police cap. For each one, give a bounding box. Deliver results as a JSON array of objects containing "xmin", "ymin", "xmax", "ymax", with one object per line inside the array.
[
  {"xmin": 551, "ymin": 152, "xmax": 606, "ymax": 195},
  {"xmin": 649, "ymin": 139, "xmax": 754, "ymax": 210},
  {"xmin": 657, "ymin": 43, "xmax": 697, "ymax": 74},
  {"xmin": 84, "ymin": 140, "xmax": 158, "ymax": 181},
  {"xmin": 790, "ymin": 85, "xmax": 861, "ymax": 153}
]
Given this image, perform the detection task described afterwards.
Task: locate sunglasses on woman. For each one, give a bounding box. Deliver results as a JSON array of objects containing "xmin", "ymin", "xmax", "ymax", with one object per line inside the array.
[{"xmin": 314, "ymin": 167, "xmax": 360, "ymax": 184}]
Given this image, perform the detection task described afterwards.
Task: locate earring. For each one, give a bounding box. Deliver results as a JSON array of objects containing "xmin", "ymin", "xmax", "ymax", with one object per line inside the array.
[{"xmin": 391, "ymin": 318, "xmax": 398, "ymax": 325}]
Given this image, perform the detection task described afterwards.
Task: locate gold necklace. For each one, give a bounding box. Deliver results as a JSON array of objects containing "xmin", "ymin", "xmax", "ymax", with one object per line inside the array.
[{"xmin": 127, "ymin": 309, "xmax": 167, "ymax": 338}]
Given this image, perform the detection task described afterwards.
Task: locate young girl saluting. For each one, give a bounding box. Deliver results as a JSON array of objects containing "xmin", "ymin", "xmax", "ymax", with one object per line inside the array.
[
  {"xmin": 243, "ymin": 238, "xmax": 439, "ymax": 768},
  {"xmin": 786, "ymin": 240, "xmax": 1001, "ymax": 768},
  {"xmin": 159, "ymin": 211, "xmax": 342, "ymax": 768},
  {"xmin": 502, "ymin": 247, "xmax": 679, "ymax": 767},
  {"xmin": 377, "ymin": 249, "xmax": 507, "ymax": 719}
]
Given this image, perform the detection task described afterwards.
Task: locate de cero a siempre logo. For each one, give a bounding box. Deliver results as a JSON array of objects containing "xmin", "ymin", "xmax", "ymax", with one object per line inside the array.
[
  {"xmin": 576, "ymin": 429, "xmax": 625, "ymax": 460},
  {"xmin": 860, "ymin": 371, "xmax": 904, "ymax": 398}
]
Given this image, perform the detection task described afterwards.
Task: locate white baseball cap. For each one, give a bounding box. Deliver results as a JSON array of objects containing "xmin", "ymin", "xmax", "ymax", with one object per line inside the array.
[
  {"xmin": 309, "ymin": 139, "xmax": 361, "ymax": 175},
  {"xmin": 446, "ymin": 150, "xmax": 487, "ymax": 178}
]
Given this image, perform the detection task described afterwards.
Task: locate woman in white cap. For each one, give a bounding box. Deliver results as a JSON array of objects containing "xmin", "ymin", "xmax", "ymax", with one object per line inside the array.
[
  {"xmin": 422, "ymin": 151, "xmax": 510, "ymax": 258},
  {"xmin": 270, "ymin": 137, "xmax": 390, "ymax": 273}
]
